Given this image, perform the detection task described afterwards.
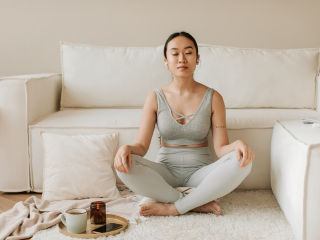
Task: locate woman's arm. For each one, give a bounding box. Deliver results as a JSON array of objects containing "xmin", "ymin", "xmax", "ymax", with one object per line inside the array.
[
  {"xmin": 211, "ymin": 91, "xmax": 254, "ymax": 167},
  {"xmin": 211, "ymin": 91, "xmax": 232, "ymax": 159},
  {"xmin": 127, "ymin": 91, "xmax": 158, "ymax": 157}
]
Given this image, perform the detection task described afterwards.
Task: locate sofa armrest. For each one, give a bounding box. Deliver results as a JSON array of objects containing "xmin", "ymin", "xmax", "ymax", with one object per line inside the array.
[
  {"xmin": 24, "ymin": 74, "xmax": 62, "ymax": 124},
  {"xmin": 271, "ymin": 120, "xmax": 320, "ymax": 240},
  {"xmin": 0, "ymin": 73, "xmax": 62, "ymax": 192}
]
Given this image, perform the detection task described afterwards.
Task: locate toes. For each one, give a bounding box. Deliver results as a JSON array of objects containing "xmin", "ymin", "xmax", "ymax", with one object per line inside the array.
[
  {"xmin": 139, "ymin": 209, "xmax": 147, "ymax": 215},
  {"xmin": 140, "ymin": 204, "xmax": 150, "ymax": 211},
  {"xmin": 139, "ymin": 205, "xmax": 151, "ymax": 216},
  {"xmin": 214, "ymin": 203, "xmax": 221, "ymax": 211},
  {"xmin": 212, "ymin": 201, "xmax": 221, "ymax": 215},
  {"xmin": 140, "ymin": 210, "xmax": 150, "ymax": 216},
  {"xmin": 140, "ymin": 205, "xmax": 147, "ymax": 211}
]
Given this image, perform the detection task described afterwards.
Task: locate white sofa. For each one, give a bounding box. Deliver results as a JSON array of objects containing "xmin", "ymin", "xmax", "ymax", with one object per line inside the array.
[
  {"xmin": 271, "ymin": 120, "xmax": 320, "ymax": 240},
  {"xmin": 0, "ymin": 42, "xmax": 320, "ymax": 195}
]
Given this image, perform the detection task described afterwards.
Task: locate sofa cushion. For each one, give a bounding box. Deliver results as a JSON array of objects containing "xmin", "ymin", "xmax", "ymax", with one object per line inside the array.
[
  {"xmin": 60, "ymin": 41, "xmax": 172, "ymax": 109},
  {"xmin": 32, "ymin": 108, "xmax": 320, "ymax": 130},
  {"xmin": 40, "ymin": 131, "xmax": 121, "ymax": 202},
  {"xmin": 194, "ymin": 45, "xmax": 319, "ymax": 109},
  {"xmin": 60, "ymin": 41, "xmax": 319, "ymax": 109},
  {"xmin": 29, "ymin": 108, "xmax": 320, "ymax": 192}
]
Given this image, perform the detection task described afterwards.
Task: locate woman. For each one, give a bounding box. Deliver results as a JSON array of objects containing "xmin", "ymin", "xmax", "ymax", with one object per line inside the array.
[{"xmin": 114, "ymin": 31, "xmax": 254, "ymax": 217}]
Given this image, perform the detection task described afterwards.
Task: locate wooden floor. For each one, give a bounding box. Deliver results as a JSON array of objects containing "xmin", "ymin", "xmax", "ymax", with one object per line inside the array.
[
  {"xmin": 0, "ymin": 191, "xmax": 42, "ymax": 214},
  {"xmin": 0, "ymin": 191, "xmax": 42, "ymax": 240}
]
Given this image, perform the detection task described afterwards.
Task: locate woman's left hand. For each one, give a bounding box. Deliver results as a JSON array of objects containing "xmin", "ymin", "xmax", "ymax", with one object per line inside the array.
[{"xmin": 234, "ymin": 140, "xmax": 255, "ymax": 168}]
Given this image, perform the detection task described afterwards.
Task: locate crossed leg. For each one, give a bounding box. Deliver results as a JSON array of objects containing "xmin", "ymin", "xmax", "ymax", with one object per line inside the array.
[
  {"xmin": 116, "ymin": 150, "xmax": 252, "ymax": 216},
  {"xmin": 174, "ymin": 150, "xmax": 252, "ymax": 214},
  {"xmin": 116, "ymin": 154, "xmax": 185, "ymax": 204}
]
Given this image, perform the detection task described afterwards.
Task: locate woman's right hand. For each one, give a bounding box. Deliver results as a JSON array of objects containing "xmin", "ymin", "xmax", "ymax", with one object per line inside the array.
[{"xmin": 114, "ymin": 145, "xmax": 132, "ymax": 174}]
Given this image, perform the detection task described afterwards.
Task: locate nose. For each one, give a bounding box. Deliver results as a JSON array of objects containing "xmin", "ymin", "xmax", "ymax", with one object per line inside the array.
[{"xmin": 179, "ymin": 54, "xmax": 187, "ymax": 63}]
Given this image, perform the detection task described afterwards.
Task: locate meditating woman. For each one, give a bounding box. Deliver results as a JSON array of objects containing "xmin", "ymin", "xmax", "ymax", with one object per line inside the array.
[{"xmin": 114, "ymin": 31, "xmax": 254, "ymax": 216}]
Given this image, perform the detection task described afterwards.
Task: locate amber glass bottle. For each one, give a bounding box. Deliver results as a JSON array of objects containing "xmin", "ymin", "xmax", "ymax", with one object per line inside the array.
[{"xmin": 90, "ymin": 201, "xmax": 106, "ymax": 224}]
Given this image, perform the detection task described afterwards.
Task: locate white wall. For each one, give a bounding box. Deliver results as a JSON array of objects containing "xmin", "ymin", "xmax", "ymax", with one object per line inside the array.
[{"xmin": 1, "ymin": 0, "xmax": 319, "ymax": 76}]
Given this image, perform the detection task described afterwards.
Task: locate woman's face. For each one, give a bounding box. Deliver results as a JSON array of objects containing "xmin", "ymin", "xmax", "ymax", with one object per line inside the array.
[{"xmin": 165, "ymin": 36, "xmax": 200, "ymax": 77}]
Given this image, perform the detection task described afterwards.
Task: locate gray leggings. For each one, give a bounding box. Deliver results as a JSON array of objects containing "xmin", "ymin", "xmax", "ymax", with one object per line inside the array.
[{"xmin": 116, "ymin": 146, "xmax": 252, "ymax": 215}]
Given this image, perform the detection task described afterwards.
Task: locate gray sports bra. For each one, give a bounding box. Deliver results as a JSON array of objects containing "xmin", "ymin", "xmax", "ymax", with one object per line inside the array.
[{"xmin": 155, "ymin": 87, "xmax": 214, "ymax": 145}]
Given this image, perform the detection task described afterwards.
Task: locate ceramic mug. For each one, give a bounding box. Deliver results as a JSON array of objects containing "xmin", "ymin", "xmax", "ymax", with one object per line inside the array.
[{"xmin": 61, "ymin": 208, "xmax": 87, "ymax": 233}]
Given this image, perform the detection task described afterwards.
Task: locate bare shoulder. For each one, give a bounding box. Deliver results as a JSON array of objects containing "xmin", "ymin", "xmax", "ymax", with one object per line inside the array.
[
  {"xmin": 196, "ymin": 83, "xmax": 210, "ymax": 92},
  {"xmin": 211, "ymin": 90, "xmax": 225, "ymax": 114},
  {"xmin": 143, "ymin": 90, "xmax": 158, "ymax": 114}
]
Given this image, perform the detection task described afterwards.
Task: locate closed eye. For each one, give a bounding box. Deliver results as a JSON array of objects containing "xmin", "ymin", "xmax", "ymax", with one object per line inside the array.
[{"xmin": 172, "ymin": 53, "xmax": 192, "ymax": 56}]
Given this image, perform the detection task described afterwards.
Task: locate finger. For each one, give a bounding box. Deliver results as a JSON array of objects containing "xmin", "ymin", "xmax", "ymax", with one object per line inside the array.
[
  {"xmin": 114, "ymin": 159, "xmax": 119, "ymax": 172},
  {"xmin": 115, "ymin": 161, "xmax": 121, "ymax": 173},
  {"xmin": 129, "ymin": 153, "xmax": 132, "ymax": 167},
  {"xmin": 121, "ymin": 155, "xmax": 129, "ymax": 173},
  {"xmin": 116, "ymin": 159, "xmax": 124, "ymax": 173},
  {"xmin": 246, "ymin": 149, "xmax": 251, "ymax": 166},
  {"xmin": 118, "ymin": 163, "xmax": 124, "ymax": 173},
  {"xmin": 249, "ymin": 149, "xmax": 254, "ymax": 164},
  {"xmin": 236, "ymin": 150, "xmax": 241, "ymax": 162},
  {"xmin": 241, "ymin": 149, "xmax": 247, "ymax": 167}
]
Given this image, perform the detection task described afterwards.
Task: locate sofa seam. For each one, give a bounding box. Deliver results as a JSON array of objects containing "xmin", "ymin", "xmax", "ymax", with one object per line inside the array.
[
  {"xmin": 28, "ymin": 125, "xmax": 278, "ymax": 129},
  {"xmin": 58, "ymin": 107, "xmax": 315, "ymax": 109},
  {"xmin": 24, "ymin": 74, "xmax": 61, "ymax": 83},
  {"xmin": 29, "ymin": 125, "xmax": 35, "ymax": 192},
  {"xmin": 40, "ymin": 131, "xmax": 46, "ymax": 197},
  {"xmin": 275, "ymin": 120, "xmax": 309, "ymax": 147},
  {"xmin": 302, "ymin": 148, "xmax": 312, "ymax": 240},
  {"xmin": 24, "ymin": 81, "xmax": 32, "ymax": 192},
  {"xmin": 0, "ymin": 74, "xmax": 60, "ymax": 81},
  {"xmin": 198, "ymin": 45, "xmax": 320, "ymax": 51},
  {"xmin": 308, "ymin": 143, "xmax": 320, "ymax": 149},
  {"xmin": 60, "ymin": 107, "xmax": 144, "ymax": 109},
  {"xmin": 313, "ymin": 50, "xmax": 320, "ymax": 111},
  {"xmin": 29, "ymin": 126, "xmax": 142, "ymax": 129},
  {"xmin": 60, "ymin": 41, "xmax": 164, "ymax": 49},
  {"xmin": 28, "ymin": 111, "xmax": 61, "ymax": 126}
]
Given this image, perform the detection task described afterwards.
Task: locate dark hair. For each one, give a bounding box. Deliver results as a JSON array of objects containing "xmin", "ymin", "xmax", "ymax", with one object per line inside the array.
[
  {"xmin": 157, "ymin": 31, "xmax": 199, "ymax": 148},
  {"xmin": 164, "ymin": 31, "xmax": 199, "ymax": 60}
]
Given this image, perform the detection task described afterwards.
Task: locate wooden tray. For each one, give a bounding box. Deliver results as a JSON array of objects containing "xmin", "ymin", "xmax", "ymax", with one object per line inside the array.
[{"xmin": 59, "ymin": 214, "xmax": 128, "ymax": 238}]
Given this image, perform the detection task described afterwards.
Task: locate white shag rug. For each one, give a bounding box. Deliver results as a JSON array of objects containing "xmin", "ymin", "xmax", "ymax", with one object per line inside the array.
[{"xmin": 31, "ymin": 190, "xmax": 297, "ymax": 240}]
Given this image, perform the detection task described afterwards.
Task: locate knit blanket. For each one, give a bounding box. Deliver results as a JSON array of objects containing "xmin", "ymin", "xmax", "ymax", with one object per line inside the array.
[{"xmin": 0, "ymin": 184, "xmax": 144, "ymax": 240}]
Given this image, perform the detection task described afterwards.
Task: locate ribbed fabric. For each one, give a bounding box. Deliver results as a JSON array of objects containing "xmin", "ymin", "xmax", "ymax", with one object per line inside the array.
[{"xmin": 155, "ymin": 87, "xmax": 214, "ymax": 145}]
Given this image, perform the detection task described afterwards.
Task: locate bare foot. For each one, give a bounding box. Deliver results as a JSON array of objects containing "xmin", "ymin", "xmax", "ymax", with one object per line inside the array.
[
  {"xmin": 190, "ymin": 200, "xmax": 221, "ymax": 215},
  {"xmin": 139, "ymin": 202, "xmax": 180, "ymax": 216}
]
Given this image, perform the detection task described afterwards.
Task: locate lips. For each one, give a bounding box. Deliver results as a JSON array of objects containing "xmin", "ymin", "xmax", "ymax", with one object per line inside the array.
[{"xmin": 178, "ymin": 67, "xmax": 188, "ymax": 69}]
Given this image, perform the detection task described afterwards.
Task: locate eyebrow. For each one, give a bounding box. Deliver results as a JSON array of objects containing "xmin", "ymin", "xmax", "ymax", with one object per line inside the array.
[{"xmin": 170, "ymin": 46, "xmax": 193, "ymax": 51}]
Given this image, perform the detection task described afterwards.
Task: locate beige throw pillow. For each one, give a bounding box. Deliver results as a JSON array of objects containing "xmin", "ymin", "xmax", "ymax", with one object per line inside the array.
[{"xmin": 40, "ymin": 131, "xmax": 122, "ymax": 202}]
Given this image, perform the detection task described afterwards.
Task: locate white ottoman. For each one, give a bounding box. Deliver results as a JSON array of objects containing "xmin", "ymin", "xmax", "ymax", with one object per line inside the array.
[{"xmin": 271, "ymin": 120, "xmax": 320, "ymax": 240}]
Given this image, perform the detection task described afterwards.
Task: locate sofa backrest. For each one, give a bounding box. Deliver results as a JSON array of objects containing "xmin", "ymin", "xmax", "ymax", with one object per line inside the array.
[
  {"xmin": 60, "ymin": 42, "xmax": 172, "ymax": 110},
  {"xmin": 60, "ymin": 41, "xmax": 320, "ymax": 110}
]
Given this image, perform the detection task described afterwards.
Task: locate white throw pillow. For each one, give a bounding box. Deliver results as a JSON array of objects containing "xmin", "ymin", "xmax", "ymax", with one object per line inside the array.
[{"xmin": 40, "ymin": 131, "xmax": 122, "ymax": 202}]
